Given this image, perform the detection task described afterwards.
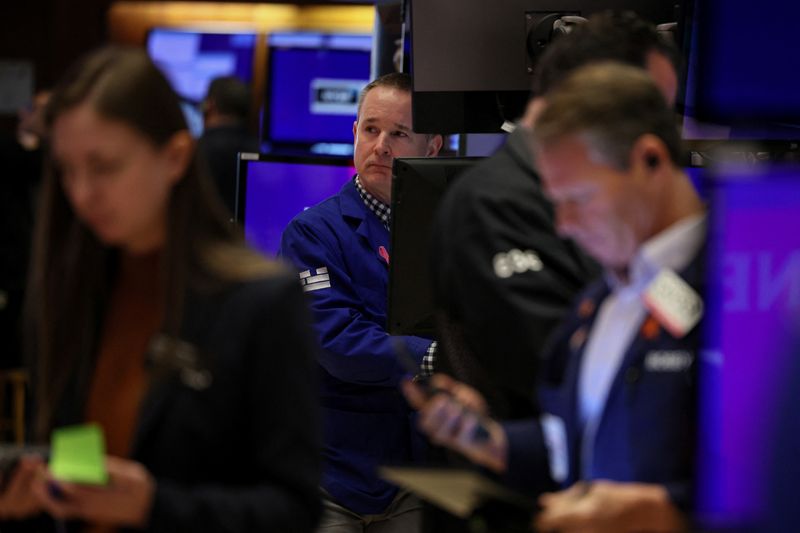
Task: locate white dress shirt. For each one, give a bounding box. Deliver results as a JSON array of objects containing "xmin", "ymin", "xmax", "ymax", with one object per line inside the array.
[{"xmin": 577, "ymin": 213, "xmax": 706, "ymax": 477}]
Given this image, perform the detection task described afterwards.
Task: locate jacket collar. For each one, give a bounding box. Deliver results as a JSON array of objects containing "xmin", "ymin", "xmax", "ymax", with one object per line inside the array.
[
  {"xmin": 339, "ymin": 178, "xmax": 390, "ymax": 252},
  {"xmin": 573, "ymin": 241, "xmax": 706, "ymax": 375},
  {"xmin": 506, "ymin": 126, "xmax": 538, "ymax": 177}
]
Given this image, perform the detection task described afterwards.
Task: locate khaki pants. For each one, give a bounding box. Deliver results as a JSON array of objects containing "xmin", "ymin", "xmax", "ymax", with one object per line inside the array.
[{"xmin": 316, "ymin": 491, "xmax": 423, "ymax": 533}]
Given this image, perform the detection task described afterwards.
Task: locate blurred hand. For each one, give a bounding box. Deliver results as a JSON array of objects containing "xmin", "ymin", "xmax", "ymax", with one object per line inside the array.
[
  {"xmin": 34, "ymin": 456, "xmax": 155, "ymax": 528},
  {"xmin": 534, "ymin": 480, "xmax": 687, "ymax": 533},
  {"xmin": 402, "ymin": 373, "xmax": 508, "ymax": 473},
  {"xmin": 0, "ymin": 455, "xmax": 46, "ymax": 520}
]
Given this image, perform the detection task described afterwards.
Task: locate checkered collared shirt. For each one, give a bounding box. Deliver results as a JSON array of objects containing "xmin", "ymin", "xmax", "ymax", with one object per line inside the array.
[
  {"xmin": 421, "ymin": 341, "xmax": 437, "ymax": 377},
  {"xmin": 354, "ymin": 175, "xmax": 391, "ymax": 232},
  {"xmin": 354, "ymin": 175, "xmax": 436, "ymax": 374}
]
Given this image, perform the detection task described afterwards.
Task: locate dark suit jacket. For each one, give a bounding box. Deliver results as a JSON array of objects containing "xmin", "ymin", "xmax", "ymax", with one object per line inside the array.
[
  {"xmin": 431, "ymin": 128, "xmax": 600, "ymax": 419},
  {"xmin": 505, "ymin": 250, "xmax": 704, "ymax": 510},
  {"xmin": 5, "ymin": 269, "xmax": 322, "ymax": 532},
  {"xmin": 197, "ymin": 124, "xmax": 260, "ymax": 216}
]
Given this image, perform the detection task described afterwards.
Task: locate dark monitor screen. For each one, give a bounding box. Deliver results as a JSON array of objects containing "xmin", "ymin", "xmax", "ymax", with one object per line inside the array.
[
  {"xmin": 236, "ymin": 153, "xmax": 356, "ymax": 256},
  {"xmin": 410, "ymin": 0, "xmax": 686, "ymax": 133},
  {"xmin": 264, "ymin": 32, "xmax": 372, "ymax": 155},
  {"xmin": 388, "ymin": 156, "xmax": 483, "ymax": 336},
  {"xmin": 684, "ymin": 165, "xmax": 706, "ymax": 197},
  {"xmin": 692, "ymin": 0, "xmax": 800, "ymax": 127},
  {"xmin": 697, "ymin": 163, "xmax": 800, "ymax": 530},
  {"xmin": 681, "ymin": 1, "xmax": 800, "ymax": 142}
]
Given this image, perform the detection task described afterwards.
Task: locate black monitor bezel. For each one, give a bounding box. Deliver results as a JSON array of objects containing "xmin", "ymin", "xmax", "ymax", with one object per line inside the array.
[
  {"xmin": 408, "ymin": 0, "xmax": 688, "ymax": 134},
  {"xmin": 387, "ymin": 156, "xmax": 484, "ymax": 337}
]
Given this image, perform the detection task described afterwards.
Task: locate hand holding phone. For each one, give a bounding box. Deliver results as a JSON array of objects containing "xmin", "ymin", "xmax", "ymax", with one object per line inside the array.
[
  {"xmin": 0, "ymin": 451, "xmax": 47, "ymax": 520},
  {"xmin": 0, "ymin": 445, "xmax": 49, "ymax": 490},
  {"xmin": 394, "ymin": 338, "xmax": 494, "ymax": 445}
]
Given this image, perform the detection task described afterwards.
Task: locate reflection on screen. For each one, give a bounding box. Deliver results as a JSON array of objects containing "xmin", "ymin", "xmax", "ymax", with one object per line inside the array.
[
  {"xmin": 243, "ymin": 159, "xmax": 356, "ymax": 256},
  {"xmin": 698, "ymin": 164, "xmax": 800, "ymax": 529}
]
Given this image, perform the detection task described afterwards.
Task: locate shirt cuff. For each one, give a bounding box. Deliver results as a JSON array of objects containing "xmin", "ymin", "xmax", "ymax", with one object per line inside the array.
[{"xmin": 421, "ymin": 341, "xmax": 437, "ymax": 377}]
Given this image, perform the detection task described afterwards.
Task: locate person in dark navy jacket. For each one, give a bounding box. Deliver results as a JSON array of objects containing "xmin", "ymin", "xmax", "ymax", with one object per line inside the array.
[
  {"xmin": 280, "ymin": 73, "xmax": 442, "ymax": 532},
  {"xmin": 406, "ymin": 63, "xmax": 705, "ymax": 533}
]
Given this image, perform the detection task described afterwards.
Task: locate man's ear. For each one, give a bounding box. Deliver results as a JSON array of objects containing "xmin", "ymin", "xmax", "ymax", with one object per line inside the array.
[
  {"xmin": 427, "ymin": 134, "xmax": 443, "ymax": 157},
  {"xmin": 523, "ymin": 97, "xmax": 547, "ymax": 128},
  {"xmin": 630, "ymin": 133, "xmax": 669, "ymax": 176},
  {"xmin": 163, "ymin": 130, "xmax": 194, "ymax": 185},
  {"xmin": 352, "ymin": 120, "xmax": 358, "ymax": 142}
]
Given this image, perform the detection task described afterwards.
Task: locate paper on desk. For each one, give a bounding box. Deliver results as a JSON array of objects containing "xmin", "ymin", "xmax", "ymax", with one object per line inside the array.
[{"xmin": 379, "ymin": 466, "xmax": 534, "ymax": 519}]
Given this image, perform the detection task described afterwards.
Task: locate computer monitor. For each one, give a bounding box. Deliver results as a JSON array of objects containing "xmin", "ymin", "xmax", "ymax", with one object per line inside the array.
[
  {"xmin": 235, "ymin": 153, "xmax": 356, "ymax": 256},
  {"xmin": 146, "ymin": 29, "xmax": 257, "ymax": 137},
  {"xmin": 388, "ymin": 156, "xmax": 483, "ymax": 336},
  {"xmin": 409, "ymin": 0, "xmax": 686, "ymax": 133},
  {"xmin": 680, "ymin": 0, "xmax": 800, "ymax": 145},
  {"xmin": 697, "ymin": 163, "xmax": 800, "ymax": 530},
  {"xmin": 691, "ymin": 0, "xmax": 800, "ymax": 127},
  {"xmin": 147, "ymin": 28, "xmax": 257, "ymax": 103},
  {"xmin": 263, "ymin": 32, "xmax": 372, "ymax": 156}
]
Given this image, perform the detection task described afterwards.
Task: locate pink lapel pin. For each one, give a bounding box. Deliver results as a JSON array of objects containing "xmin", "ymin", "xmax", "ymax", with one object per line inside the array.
[{"xmin": 378, "ymin": 246, "xmax": 390, "ymax": 265}]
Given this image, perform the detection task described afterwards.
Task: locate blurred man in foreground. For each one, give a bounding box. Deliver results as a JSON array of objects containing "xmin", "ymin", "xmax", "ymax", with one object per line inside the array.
[{"xmin": 406, "ymin": 62, "xmax": 705, "ymax": 532}]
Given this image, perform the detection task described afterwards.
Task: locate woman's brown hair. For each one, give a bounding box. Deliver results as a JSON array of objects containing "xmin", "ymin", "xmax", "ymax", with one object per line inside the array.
[{"xmin": 25, "ymin": 47, "xmax": 276, "ymax": 440}]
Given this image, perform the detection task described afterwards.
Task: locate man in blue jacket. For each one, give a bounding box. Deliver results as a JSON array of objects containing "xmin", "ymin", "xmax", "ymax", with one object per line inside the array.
[
  {"xmin": 280, "ymin": 72, "xmax": 442, "ymax": 532},
  {"xmin": 406, "ymin": 63, "xmax": 705, "ymax": 532}
]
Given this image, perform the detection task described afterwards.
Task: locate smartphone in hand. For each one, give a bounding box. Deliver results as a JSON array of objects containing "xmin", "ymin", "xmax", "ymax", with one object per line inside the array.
[
  {"xmin": 0, "ymin": 445, "xmax": 49, "ymax": 492},
  {"xmin": 393, "ymin": 338, "xmax": 490, "ymax": 442}
]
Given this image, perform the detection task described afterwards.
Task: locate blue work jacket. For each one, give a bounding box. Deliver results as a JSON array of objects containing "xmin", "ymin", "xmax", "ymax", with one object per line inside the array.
[{"xmin": 280, "ymin": 178, "xmax": 432, "ymax": 515}]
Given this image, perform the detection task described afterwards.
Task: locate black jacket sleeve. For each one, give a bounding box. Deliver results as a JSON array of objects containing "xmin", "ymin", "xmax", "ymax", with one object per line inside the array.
[
  {"xmin": 432, "ymin": 140, "xmax": 599, "ymax": 418},
  {"xmin": 143, "ymin": 274, "xmax": 322, "ymax": 533}
]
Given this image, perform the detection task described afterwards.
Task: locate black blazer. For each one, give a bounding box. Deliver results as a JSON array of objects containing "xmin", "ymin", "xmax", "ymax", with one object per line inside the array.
[
  {"xmin": 197, "ymin": 124, "xmax": 260, "ymax": 216},
  {"xmin": 7, "ymin": 269, "xmax": 322, "ymax": 532},
  {"xmin": 431, "ymin": 128, "xmax": 600, "ymax": 419}
]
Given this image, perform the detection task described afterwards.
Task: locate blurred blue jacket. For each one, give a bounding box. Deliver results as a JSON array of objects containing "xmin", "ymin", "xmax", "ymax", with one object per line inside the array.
[
  {"xmin": 505, "ymin": 251, "xmax": 703, "ymax": 510},
  {"xmin": 280, "ymin": 178, "xmax": 431, "ymax": 515}
]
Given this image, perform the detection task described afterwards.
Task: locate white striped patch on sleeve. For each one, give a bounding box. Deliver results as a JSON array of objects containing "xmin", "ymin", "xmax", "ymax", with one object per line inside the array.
[{"xmin": 299, "ymin": 267, "xmax": 332, "ymax": 292}]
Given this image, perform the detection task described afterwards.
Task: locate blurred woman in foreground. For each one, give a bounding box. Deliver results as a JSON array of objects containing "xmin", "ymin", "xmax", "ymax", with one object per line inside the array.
[{"xmin": 0, "ymin": 47, "xmax": 321, "ymax": 532}]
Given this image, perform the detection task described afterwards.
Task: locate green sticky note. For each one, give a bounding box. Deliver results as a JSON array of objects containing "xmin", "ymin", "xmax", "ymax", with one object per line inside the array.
[{"xmin": 49, "ymin": 424, "xmax": 109, "ymax": 485}]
